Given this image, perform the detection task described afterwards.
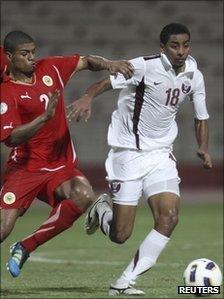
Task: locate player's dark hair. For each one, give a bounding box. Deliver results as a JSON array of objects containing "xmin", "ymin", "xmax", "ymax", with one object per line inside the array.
[
  {"xmin": 4, "ymin": 31, "xmax": 34, "ymax": 53},
  {"xmin": 160, "ymin": 23, "xmax": 190, "ymax": 45}
]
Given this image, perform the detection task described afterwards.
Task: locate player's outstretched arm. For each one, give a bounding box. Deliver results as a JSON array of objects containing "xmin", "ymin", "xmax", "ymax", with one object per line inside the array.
[
  {"xmin": 75, "ymin": 56, "xmax": 134, "ymax": 79},
  {"xmin": 6, "ymin": 90, "xmax": 60, "ymax": 146},
  {"xmin": 67, "ymin": 78, "xmax": 111, "ymax": 122},
  {"xmin": 194, "ymin": 118, "xmax": 212, "ymax": 169}
]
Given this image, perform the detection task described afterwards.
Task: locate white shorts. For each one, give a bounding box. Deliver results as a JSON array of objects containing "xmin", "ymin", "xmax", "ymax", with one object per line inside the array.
[{"xmin": 105, "ymin": 147, "xmax": 180, "ymax": 206}]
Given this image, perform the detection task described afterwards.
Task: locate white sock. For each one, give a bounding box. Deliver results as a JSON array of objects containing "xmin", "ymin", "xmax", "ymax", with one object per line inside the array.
[
  {"xmin": 97, "ymin": 202, "xmax": 112, "ymax": 236},
  {"xmin": 114, "ymin": 229, "xmax": 170, "ymax": 287}
]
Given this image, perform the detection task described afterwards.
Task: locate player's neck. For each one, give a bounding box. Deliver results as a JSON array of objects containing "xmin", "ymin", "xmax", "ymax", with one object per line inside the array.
[
  {"xmin": 10, "ymin": 70, "xmax": 34, "ymax": 84},
  {"xmin": 172, "ymin": 64, "xmax": 185, "ymax": 75}
]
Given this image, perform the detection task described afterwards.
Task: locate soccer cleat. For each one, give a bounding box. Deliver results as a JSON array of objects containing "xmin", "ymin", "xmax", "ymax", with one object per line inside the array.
[
  {"xmin": 84, "ymin": 193, "xmax": 112, "ymax": 235},
  {"xmin": 108, "ymin": 283, "xmax": 145, "ymax": 296},
  {"xmin": 6, "ymin": 242, "xmax": 30, "ymax": 277},
  {"xmin": 129, "ymin": 279, "xmax": 136, "ymax": 285}
]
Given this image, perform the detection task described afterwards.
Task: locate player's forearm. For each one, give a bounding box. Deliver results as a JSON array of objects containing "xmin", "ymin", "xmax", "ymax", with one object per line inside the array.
[
  {"xmin": 84, "ymin": 78, "xmax": 112, "ymax": 100},
  {"xmin": 7, "ymin": 114, "xmax": 50, "ymax": 146},
  {"xmin": 194, "ymin": 119, "xmax": 209, "ymax": 151},
  {"xmin": 85, "ymin": 55, "xmax": 113, "ymax": 72}
]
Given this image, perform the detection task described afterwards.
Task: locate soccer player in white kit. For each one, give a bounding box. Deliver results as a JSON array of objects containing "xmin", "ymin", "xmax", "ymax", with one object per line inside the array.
[{"xmin": 67, "ymin": 23, "xmax": 212, "ymax": 296}]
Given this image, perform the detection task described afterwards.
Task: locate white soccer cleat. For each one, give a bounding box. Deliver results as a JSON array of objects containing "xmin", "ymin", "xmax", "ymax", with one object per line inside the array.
[
  {"xmin": 129, "ymin": 279, "xmax": 136, "ymax": 286},
  {"xmin": 108, "ymin": 283, "xmax": 145, "ymax": 296},
  {"xmin": 84, "ymin": 193, "xmax": 112, "ymax": 235}
]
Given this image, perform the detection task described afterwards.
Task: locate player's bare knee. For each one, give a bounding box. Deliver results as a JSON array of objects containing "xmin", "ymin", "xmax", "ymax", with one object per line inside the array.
[
  {"xmin": 70, "ymin": 185, "xmax": 94, "ymax": 211},
  {"xmin": 110, "ymin": 228, "xmax": 132, "ymax": 244},
  {"xmin": 156, "ymin": 209, "xmax": 179, "ymax": 230}
]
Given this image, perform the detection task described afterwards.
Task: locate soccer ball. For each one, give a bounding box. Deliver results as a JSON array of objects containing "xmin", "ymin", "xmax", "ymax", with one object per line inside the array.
[{"xmin": 183, "ymin": 258, "xmax": 223, "ymax": 287}]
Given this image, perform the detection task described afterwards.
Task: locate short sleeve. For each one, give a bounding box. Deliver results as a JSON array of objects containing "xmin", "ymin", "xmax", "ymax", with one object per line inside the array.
[
  {"xmin": 0, "ymin": 88, "xmax": 21, "ymax": 142},
  {"xmin": 110, "ymin": 57, "xmax": 146, "ymax": 89},
  {"xmin": 192, "ymin": 70, "xmax": 209, "ymax": 120},
  {"xmin": 47, "ymin": 55, "xmax": 80, "ymax": 86}
]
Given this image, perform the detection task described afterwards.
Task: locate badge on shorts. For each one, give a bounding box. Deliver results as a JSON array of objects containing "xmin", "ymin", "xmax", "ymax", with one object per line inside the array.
[
  {"xmin": 0, "ymin": 102, "xmax": 8, "ymax": 115},
  {"xmin": 3, "ymin": 192, "xmax": 16, "ymax": 204},
  {"xmin": 42, "ymin": 75, "xmax": 53, "ymax": 86},
  {"xmin": 109, "ymin": 180, "xmax": 122, "ymax": 194}
]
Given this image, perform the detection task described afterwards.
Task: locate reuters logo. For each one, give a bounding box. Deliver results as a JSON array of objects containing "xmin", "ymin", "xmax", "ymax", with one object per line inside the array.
[
  {"xmin": 3, "ymin": 192, "xmax": 16, "ymax": 204},
  {"xmin": 42, "ymin": 75, "xmax": 53, "ymax": 87}
]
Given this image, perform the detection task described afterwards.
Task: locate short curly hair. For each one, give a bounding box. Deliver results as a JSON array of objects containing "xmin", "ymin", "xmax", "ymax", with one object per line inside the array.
[
  {"xmin": 160, "ymin": 23, "xmax": 190, "ymax": 45},
  {"xmin": 4, "ymin": 30, "xmax": 34, "ymax": 53}
]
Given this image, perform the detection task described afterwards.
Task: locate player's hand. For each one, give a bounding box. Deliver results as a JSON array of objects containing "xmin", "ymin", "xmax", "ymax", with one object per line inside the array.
[
  {"xmin": 108, "ymin": 60, "xmax": 134, "ymax": 79},
  {"xmin": 44, "ymin": 90, "xmax": 60, "ymax": 120},
  {"xmin": 197, "ymin": 149, "xmax": 213, "ymax": 169},
  {"xmin": 66, "ymin": 95, "xmax": 92, "ymax": 122}
]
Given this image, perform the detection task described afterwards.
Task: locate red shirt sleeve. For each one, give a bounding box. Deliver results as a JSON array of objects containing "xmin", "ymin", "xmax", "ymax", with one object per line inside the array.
[
  {"xmin": 46, "ymin": 55, "xmax": 80, "ymax": 87},
  {"xmin": 0, "ymin": 86, "xmax": 22, "ymax": 142}
]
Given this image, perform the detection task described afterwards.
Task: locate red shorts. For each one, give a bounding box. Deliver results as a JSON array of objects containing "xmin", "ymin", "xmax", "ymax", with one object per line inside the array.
[{"xmin": 0, "ymin": 165, "xmax": 84, "ymax": 210}]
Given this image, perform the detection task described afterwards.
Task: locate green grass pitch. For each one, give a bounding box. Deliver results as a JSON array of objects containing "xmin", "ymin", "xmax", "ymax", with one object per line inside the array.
[{"xmin": 1, "ymin": 201, "xmax": 223, "ymax": 298}]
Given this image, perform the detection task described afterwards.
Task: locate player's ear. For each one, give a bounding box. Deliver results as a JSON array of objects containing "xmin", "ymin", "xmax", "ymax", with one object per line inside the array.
[
  {"xmin": 5, "ymin": 51, "xmax": 13, "ymax": 62},
  {"xmin": 160, "ymin": 43, "xmax": 165, "ymax": 53}
]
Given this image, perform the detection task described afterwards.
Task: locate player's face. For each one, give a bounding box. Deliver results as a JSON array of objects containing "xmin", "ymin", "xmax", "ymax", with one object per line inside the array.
[
  {"xmin": 161, "ymin": 34, "xmax": 190, "ymax": 68},
  {"xmin": 8, "ymin": 43, "xmax": 36, "ymax": 75}
]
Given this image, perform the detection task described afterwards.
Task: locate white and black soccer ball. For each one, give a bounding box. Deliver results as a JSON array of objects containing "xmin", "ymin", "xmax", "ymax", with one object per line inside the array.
[{"xmin": 183, "ymin": 258, "xmax": 223, "ymax": 287}]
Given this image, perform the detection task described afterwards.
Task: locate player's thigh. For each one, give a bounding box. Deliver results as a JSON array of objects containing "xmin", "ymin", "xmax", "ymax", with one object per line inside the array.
[
  {"xmin": 1, "ymin": 168, "xmax": 45, "ymax": 211},
  {"xmin": 109, "ymin": 178, "xmax": 142, "ymax": 237},
  {"xmin": 143, "ymin": 152, "xmax": 180, "ymax": 204},
  {"xmin": 142, "ymin": 153, "xmax": 181, "ymax": 219},
  {"xmin": 109, "ymin": 178, "xmax": 143, "ymax": 206}
]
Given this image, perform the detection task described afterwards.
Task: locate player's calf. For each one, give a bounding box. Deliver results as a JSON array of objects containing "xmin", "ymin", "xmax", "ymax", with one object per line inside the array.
[{"xmin": 0, "ymin": 209, "xmax": 20, "ymax": 243}]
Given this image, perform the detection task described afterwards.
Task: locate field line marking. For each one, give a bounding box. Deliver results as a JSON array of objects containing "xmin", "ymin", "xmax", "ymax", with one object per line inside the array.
[
  {"xmin": 29, "ymin": 255, "xmax": 122, "ymax": 266},
  {"xmin": 29, "ymin": 255, "xmax": 182, "ymax": 267}
]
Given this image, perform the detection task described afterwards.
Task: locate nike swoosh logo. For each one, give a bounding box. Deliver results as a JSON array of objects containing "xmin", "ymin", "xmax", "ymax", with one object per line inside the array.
[{"xmin": 154, "ymin": 82, "xmax": 162, "ymax": 85}]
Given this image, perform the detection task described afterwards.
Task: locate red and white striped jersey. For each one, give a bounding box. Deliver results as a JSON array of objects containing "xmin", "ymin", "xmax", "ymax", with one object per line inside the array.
[{"xmin": 1, "ymin": 55, "xmax": 80, "ymax": 171}]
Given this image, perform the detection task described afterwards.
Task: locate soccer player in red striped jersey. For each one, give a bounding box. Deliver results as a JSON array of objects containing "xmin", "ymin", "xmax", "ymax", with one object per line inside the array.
[{"xmin": 0, "ymin": 30, "xmax": 134, "ymax": 278}]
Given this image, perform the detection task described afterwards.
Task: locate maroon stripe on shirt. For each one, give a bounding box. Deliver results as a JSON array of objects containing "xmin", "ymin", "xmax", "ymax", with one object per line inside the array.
[
  {"xmin": 144, "ymin": 54, "xmax": 161, "ymax": 61},
  {"xmin": 133, "ymin": 77, "xmax": 145, "ymax": 150}
]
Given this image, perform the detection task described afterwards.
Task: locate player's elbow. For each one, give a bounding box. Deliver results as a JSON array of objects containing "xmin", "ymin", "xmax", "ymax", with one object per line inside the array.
[
  {"xmin": 5, "ymin": 136, "xmax": 22, "ymax": 147},
  {"xmin": 85, "ymin": 55, "xmax": 98, "ymax": 71}
]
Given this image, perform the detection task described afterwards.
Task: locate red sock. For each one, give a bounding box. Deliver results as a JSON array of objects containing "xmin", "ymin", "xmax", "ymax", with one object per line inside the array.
[{"xmin": 21, "ymin": 199, "xmax": 83, "ymax": 253}]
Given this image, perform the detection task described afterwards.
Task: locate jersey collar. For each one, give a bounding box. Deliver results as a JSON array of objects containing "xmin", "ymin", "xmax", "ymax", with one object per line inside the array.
[
  {"xmin": 160, "ymin": 53, "xmax": 196, "ymax": 78},
  {"xmin": 9, "ymin": 73, "xmax": 36, "ymax": 86}
]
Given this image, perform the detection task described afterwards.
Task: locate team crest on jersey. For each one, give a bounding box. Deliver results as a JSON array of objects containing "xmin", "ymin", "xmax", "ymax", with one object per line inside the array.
[
  {"xmin": 181, "ymin": 81, "xmax": 191, "ymax": 94},
  {"xmin": 42, "ymin": 75, "xmax": 53, "ymax": 86},
  {"xmin": 3, "ymin": 192, "xmax": 16, "ymax": 204},
  {"xmin": 109, "ymin": 180, "xmax": 122, "ymax": 194},
  {"xmin": 0, "ymin": 102, "xmax": 8, "ymax": 115}
]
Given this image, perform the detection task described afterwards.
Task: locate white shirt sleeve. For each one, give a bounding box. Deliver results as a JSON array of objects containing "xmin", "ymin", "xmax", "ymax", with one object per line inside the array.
[
  {"xmin": 192, "ymin": 70, "xmax": 209, "ymax": 120},
  {"xmin": 109, "ymin": 57, "xmax": 146, "ymax": 89}
]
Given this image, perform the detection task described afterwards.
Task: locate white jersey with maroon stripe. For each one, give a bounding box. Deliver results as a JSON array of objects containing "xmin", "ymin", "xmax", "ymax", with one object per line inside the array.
[{"xmin": 109, "ymin": 53, "xmax": 209, "ymax": 151}]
